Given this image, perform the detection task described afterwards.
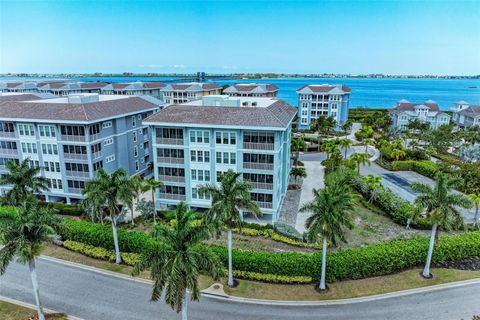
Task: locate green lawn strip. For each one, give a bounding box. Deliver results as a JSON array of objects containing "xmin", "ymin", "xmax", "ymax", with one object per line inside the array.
[
  {"xmin": 42, "ymin": 243, "xmax": 480, "ymax": 301},
  {"xmin": 0, "ymin": 300, "xmax": 68, "ymax": 320}
]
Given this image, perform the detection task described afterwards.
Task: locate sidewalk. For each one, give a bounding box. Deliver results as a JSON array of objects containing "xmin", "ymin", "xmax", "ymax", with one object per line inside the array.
[{"xmin": 295, "ymin": 161, "xmax": 324, "ymax": 233}]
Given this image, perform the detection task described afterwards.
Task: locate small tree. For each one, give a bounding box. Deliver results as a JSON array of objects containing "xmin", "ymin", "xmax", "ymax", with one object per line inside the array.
[
  {"xmin": 133, "ymin": 202, "xmax": 222, "ymax": 320},
  {"xmin": 339, "ymin": 138, "xmax": 352, "ymax": 159},
  {"xmin": 0, "ymin": 196, "xmax": 62, "ymax": 320},
  {"xmin": 412, "ymin": 173, "xmax": 472, "ymax": 278},
  {"xmin": 350, "ymin": 153, "xmax": 371, "ymax": 174},
  {"xmin": 136, "ymin": 198, "xmax": 155, "ymax": 218},
  {"xmin": 291, "ymin": 166, "xmax": 307, "ymax": 186},
  {"xmin": 468, "ymin": 193, "xmax": 480, "ymax": 227},
  {"xmin": 364, "ymin": 138, "xmax": 373, "ymax": 153},
  {"xmin": 365, "ymin": 175, "xmax": 382, "ymax": 203},
  {"xmin": 144, "ymin": 178, "xmax": 163, "ymax": 224}
]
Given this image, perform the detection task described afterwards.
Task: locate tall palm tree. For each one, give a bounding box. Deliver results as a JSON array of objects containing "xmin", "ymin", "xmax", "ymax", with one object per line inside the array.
[
  {"xmin": 291, "ymin": 166, "xmax": 307, "ymax": 186},
  {"xmin": 82, "ymin": 168, "xmax": 135, "ymax": 264},
  {"xmin": 468, "ymin": 193, "xmax": 480, "ymax": 227},
  {"xmin": 339, "ymin": 138, "xmax": 352, "ymax": 159},
  {"xmin": 0, "ymin": 196, "xmax": 62, "ymax": 320},
  {"xmin": 199, "ymin": 170, "xmax": 261, "ymax": 287},
  {"xmin": 144, "ymin": 178, "xmax": 163, "ymax": 224},
  {"xmin": 364, "ymin": 138, "xmax": 373, "ymax": 153},
  {"xmin": 299, "ymin": 171, "xmax": 356, "ymax": 290},
  {"xmin": 130, "ymin": 175, "xmax": 149, "ymax": 225},
  {"xmin": 412, "ymin": 173, "xmax": 472, "ymax": 278},
  {"xmin": 350, "ymin": 152, "xmax": 371, "ymax": 174},
  {"xmin": 0, "ymin": 159, "xmax": 50, "ymax": 206},
  {"xmin": 291, "ymin": 135, "xmax": 307, "ymax": 165},
  {"xmin": 133, "ymin": 202, "xmax": 222, "ymax": 320},
  {"xmin": 81, "ymin": 190, "xmax": 104, "ymax": 223}
]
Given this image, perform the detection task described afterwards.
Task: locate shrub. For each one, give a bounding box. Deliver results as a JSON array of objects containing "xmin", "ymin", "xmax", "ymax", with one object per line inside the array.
[
  {"xmin": 274, "ymin": 223, "xmax": 304, "ymax": 242},
  {"xmin": 63, "ymin": 240, "xmax": 140, "ymax": 266},
  {"xmin": 391, "ymin": 160, "xmax": 438, "ymax": 179},
  {"xmin": 233, "ymin": 270, "xmax": 312, "ymax": 284},
  {"xmin": 43, "ymin": 202, "xmax": 84, "ymax": 216},
  {"xmin": 404, "ymin": 149, "xmax": 429, "ymax": 161}
]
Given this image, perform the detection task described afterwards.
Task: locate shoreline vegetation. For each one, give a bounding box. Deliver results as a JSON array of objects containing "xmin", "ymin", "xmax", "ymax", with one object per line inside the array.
[{"xmin": 1, "ymin": 73, "xmax": 479, "ymax": 79}]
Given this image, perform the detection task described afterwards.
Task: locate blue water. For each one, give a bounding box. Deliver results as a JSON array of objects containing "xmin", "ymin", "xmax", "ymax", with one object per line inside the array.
[{"xmin": 1, "ymin": 76, "xmax": 479, "ymax": 110}]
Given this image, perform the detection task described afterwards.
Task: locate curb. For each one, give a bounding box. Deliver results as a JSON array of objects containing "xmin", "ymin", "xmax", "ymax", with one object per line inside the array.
[
  {"xmin": 0, "ymin": 295, "xmax": 84, "ymax": 320},
  {"xmin": 39, "ymin": 254, "xmax": 480, "ymax": 306}
]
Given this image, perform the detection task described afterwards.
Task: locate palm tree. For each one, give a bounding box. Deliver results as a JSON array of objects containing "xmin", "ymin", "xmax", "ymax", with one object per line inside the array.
[
  {"xmin": 299, "ymin": 171, "xmax": 356, "ymax": 290},
  {"xmin": 339, "ymin": 138, "xmax": 352, "ymax": 159},
  {"xmin": 0, "ymin": 159, "xmax": 50, "ymax": 206},
  {"xmin": 350, "ymin": 152, "xmax": 371, "ymax": 174},
  {"xmin": 0, "ymin": 196, "xmax": 62, "ymax": 320},
  {"xmin": 133, "ymin": 202, "xmax": 222, "ymax": 320},
  {"xmin": 468, "ymin": 193, "xmax": 480, "ymax": 227},
  {"xmin": 364, "ymin": 138, "xmax": 373, "ymax": 153},
  {"xmin": 130, "ymin": 175, "xmax": 149, "ymax": 225},
  {"xmin": 291, "ymin": 135, "xmax": 306, "ymax": 165},
  {"xmin": 81, "ymin": 190, "xmax": 104, "ymax": 223},
  {"xmin": 82, "ymin": 168, "xmax": 135, "ymax": 264},
  {"xmin": 291, "ymin": 166, "xmax": 307, "ymax": 186},
  {"xmin": 365, "ymin": 175, "xmax": 382, "ymax": 203},
  {"xmin": 199, "ymin": 170, "xmax": 261, "ymax": 287},
  {"xmin": 412, "ymin": 173, "xmax": 472, "ymax": 278},
  {"xmin": 390, "ymin": 148, "xmax": 406, "ymax": 161},
  {"xmin": 409, "ymin": 140, "xmax": 420, "ymax": 151},
  {"xmin": 144, "ymin": 178, "xmax": 163, "ymax": 224}
]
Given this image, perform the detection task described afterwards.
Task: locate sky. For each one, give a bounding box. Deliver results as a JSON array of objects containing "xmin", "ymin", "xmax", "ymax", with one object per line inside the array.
[{"xmin": 0, "ymin": 0, "xmax": 479, "ymax": 75}]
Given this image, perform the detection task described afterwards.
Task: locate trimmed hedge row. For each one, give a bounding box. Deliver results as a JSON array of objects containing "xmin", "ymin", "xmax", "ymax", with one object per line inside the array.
[
  {"xmin": 58, "ymin": 218, "xmax": 480, "ymax": 282},
  {"xmin": 63, "ymin": 240, "xmax": 140, "ymax": 266},
  {"xmin": 41, "ymin": 202, "xmax": 84, "ymax": 216},
  {"xmin": 391, "ymin": 160, "xmax": 439, "ymax": 179}
]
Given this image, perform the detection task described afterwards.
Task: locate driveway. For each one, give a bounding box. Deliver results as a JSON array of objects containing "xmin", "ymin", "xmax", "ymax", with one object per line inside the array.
[
  {"xmin": 295, "ymin": 161, "xmax": 324, "ymax": 233},
  {"xmin": 1, "ymin": 257, "xmax": 479, "ymax": 320}
]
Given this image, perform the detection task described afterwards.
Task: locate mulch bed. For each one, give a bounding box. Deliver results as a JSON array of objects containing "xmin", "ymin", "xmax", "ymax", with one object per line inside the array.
[{"xmin": 435, "ymin": 258, "xmax": 480, "ymax": 271}]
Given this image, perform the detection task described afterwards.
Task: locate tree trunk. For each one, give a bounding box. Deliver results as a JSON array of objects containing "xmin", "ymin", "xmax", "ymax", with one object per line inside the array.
[
  {"xmin": 320, "ymin": 236, "xmax": 327, "ymax": 290},
  {"xmin": 474, "ymin": 206, "xmax": 479, "ymax": 227},
  {"xmin": 111, "ymin": 218, "xmax": 122, "ymax": 264},
  {"xmin": 151, "ymin": 189, "xmax": 156, "ymax": 224},
  {"xmin": 182, "ymin": 291, "xmax": 188, "ymax": 320},
  {"xmin": 227, "ymin": 227, "xmax": 234, "ymax": 287},
  {"xmin": 423, "ymin": 224, "xmax": 437, "ymax": 278},
  {"xmin": 344, "ymin": 147, "xmax": 347, "ymax": 159},
  {"xmin": 131, "ymin": 207, "xmax": 135, "ymax": 226},
  {"xmin": 28, "ymin": 259, "xmax": 45, "ymax": 320},
  {"xmin": 317, "ymin": 133, "xmax": 321, "ymax": 152}
]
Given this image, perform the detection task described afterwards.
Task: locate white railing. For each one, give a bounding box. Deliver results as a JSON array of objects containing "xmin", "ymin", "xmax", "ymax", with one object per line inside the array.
[
  {"xmin": 158, "ymin": 175, "xmax": 185, "ymax": 183},
  {"xmin": 243, "ymin": 142, "xmax": 274, "ymax": 151},
  {"xmin": 253, "ymin": 201, "xmax": 273, "ymax": 209},
  {"xmin": 157, "ymin": 157, "xmax": 184, "ymax": 164},
  {"xmin": 156, "ymin": 138, "xmax": 184, "ymax": 145},
  {"xmin": 61, "ymin": 135, "xmax": 86, "ymax": 142},
  {"xmin": 249, "ymin": 182, "xmax": 273, "ymax": 190},
  {"xmin": 0, "ymin": 149, "xmax": 18, "ymax": 156},
  {"xmin": 90, "ymin": 133, "xmax": 101, "ymax": 141},
  {"xmin": 0, "ymin": 131, "xmax": 16, "ymax": 138},
  {"xmin": 68, "ymin": 187, "xmax": 84, "ymax": 194},
  {"xmin": 159, "ymin": 193, "xmax": 186, "ymax": 201},
  {"xmin": 243, "ymin": 162, "xmax": 274, "ymax": 171},
  {"xmin": 63, "ymin": 153, "xmax": 88, "ymax": 161},
  {"xmin": 66, "ymin": 171, "xmax": 90, "ymax": 178},
  {"xmin": 92, "ymin": 151, "xmax": 102, "ymax": 159}
]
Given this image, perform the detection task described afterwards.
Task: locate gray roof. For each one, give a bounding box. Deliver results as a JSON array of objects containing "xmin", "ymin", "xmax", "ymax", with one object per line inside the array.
[
  {"xmin": 223, "ymin": 83, "xmax": 278, "ymax": 94},
  {"xmin": 161, "ymin": 82, "xmax": 221, "ymax": 92},
  {"xmin": 389, "ymin": 101, "xmax": 441, "ymax": 114},
  {"xmin": 0, "ymin": 93, "xmax": 56, "ymax": 102},
  {"xmin": 0, "ymin": 96, "xmax": 161, "ymax": 123},
  {"xmin": 459, "ymin": 105, "xmax": 480, "ymax": 117},
  {"xmin": 144, "ymin": 99, "xmax": 296, "ymax": 129}
]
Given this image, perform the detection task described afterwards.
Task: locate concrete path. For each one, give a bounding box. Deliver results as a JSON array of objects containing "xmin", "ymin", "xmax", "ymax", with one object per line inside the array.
[
  {"xmin": 1, "ymin": 256, "xmax": 480, "ymax": 320},
  {"xmin": 295, "ymin": 161, "xmax": 324, "ymax": 233}
]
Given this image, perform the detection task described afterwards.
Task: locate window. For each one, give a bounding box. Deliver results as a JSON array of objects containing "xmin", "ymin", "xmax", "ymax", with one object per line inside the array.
[
  {"xmin": 89, "ymin": 123, "xmax": 101, "ymax": 136},
  {"xmin": 41, "ymin": 143, "xmax": 58, "ymax": 155},
  {"xmin": 190, "ymin": 150, "xmax": 210, "ymax": 163},
  {"xmin": 191, "ymin": 169, "xmax": 210, "ymax": 182},
  {"xmin": 0, "ymin": 141, "xmax": 17, "ymax": 151},
  {"xmin": 63, "ymin": 145, "xmax": 87, "ymax": 155},
  {"xmin": 132, "ymin": 116, "xmax": 136, "ymax": 127},
  {"xmin": 134, "ymin": 146, "xmax": 138, "ymax": 157},
  {"xmin": 0, "ymin": 122, "xmax": 15, "ymax": 133},
  {"xmin": 244, "ymin": 132, "xmax": 274, "ymax": 144},
  {"xmin": 18, "ymin": 124, "xmax": 35, "ymax": 136},
  {"xmin": 91, "ymin": 143, "xmax": 102, "ymax": 154},
  {"xmin": 39, "ymin": 125, "xmax": 56, "ymax": 138},
  {"xmin": 93, "ymin": 161, "xmax": 103, "ymax": 171},
  {"xmin": 28, "ymin": 160, "xmax": 40, "ymax": 169},
  {"xmin": 67, "ymin": 180, "xmax": 85, "ymax": 190},
  {"xmin": 65, "ymin": 163, "xmax": 89, "ymax": 172},
  {"xmin": 102, "ymin": 121, "xmax": 112, "ymax": 129},
  {"xmin": 49, "ymin": 179, "xmax": 63, "ymax": 190},
  {"xmin": 21, "ymin": 142, "xmax": 38, "ymax": 154},
  {"xmin": 135, "ymin": 160, "xmax": 139, "ymax": 171},
  {"xmin": 156, "ymin": 128, "xmax": 183, "ymax": 139},
  {"xmin": 157, "ymin": 148, "xmax": 184, "ymax": 159},
  {"xmin": 243, "ymin": 153, "xmax": 274, "ymax": 164},
  {"xmin": 133, "ymin": 131, "xmax": 137, "ymax": 142},
  {"xmin": 104, "ymin": 138, "xmax": 114, "ymax": 146},
  {"xmin": 105, "ymin": 155, "xmax": 115, "ymax": 163},
  {"xmin": 44, "ymin": 161, "xmax": 60, "ymax": 172},
  {"xmin": 215, "ymin": 131, "xmax": 236, "ymax": 145},
  {"xmin": 191, "ymin": 187, "xmax": 210, "ymax": 200},
  {"xmin": 216, "ymin": 152, "xmax": 221, "ymax": 164},
  {"xmin": 61, "ymin": 125, "xmax": 85, "ymax": 137}
]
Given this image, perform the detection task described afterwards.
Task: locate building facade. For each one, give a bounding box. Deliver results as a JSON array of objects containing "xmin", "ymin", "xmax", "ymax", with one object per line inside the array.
[
  {"xmin": 144, "ymin": 95, "xmax": 296, "ymax": 223},
  {"xmin": 296, "ymin": 84, "xmax": 351, "ymax": 130},
  {"xmin": 389, "ymin": 99, "xmax": 450, "ymax": 129},
  {"xmin": 0, "ymin": 93, "xmax": 163, "ymax": 203},
  {"xmin": 160, "ymin": 82, "xmax": 222, "ymax": 105},
  {"xmin": 452, "ymin": 101, "xmax": 480, "ymax": 129},
  {"xmin": 223, "ymin": 83, "xmax": 278, "ymax": 97},
  {"xmin": 101, "ymin": 81, "xmax": 165, "ymax": 99}
]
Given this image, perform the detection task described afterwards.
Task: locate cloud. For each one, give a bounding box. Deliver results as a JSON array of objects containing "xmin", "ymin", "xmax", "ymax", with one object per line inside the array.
[{"xmin": 169, "ymin": 64, "xmax": 187, "ymax": 69}]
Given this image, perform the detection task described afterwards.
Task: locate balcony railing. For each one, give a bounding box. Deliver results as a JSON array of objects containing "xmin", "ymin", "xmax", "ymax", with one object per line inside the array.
[
  {"xmin": 157, "ymin": 157, "xmax": 184, "ymax": 164},
  {"xmin": 159, "ymin": 193, "xmax": 186, "ymax": 201},
  {"xmin": 144, "ymin": 148, "xmax": 150, "ymax": 156},
  {"xmin": 63, "ymin": 153, "xmax": 88, "ymax": 161},
  {"xmin": 0, "ymin": 149, "xmax": 18, "ymax": 156},
  {"xmin": 68, "ymin": 187, "xmax": 84, "ymax": 194},
  {"xmin": 248, "ymin": 182, "xmax": 274, "ymax": 190},
  {"xmin": 143, "ymin": 134, "xmax": 149, "ymax": 141},
  {"xmin": 92, "ymin": 151, "xmax": 102, "ymax": 159},
  {"xmin": 253, "ymin": 201, "xmax": 273, "ymax": 209},
  {"xmin": 156, "ymin": 138, "xmax": 184, "ymax": 145},
  {"xmin": 66, "ymin": 171, "xmax": 90, "ymax": 178},
  {"xmin": 90, "ymin": 133, "xmax": 101, "ymax": 141},
  {"xmin": 243, "ymin": 142, "xmax": 274, "ymax": 151},
  {"xmin": 158, "ymin": 175, "xmax": 185, "ymax": 183},
  {"xmin": 243, "ymin": 162, "xmax": 274, "ymax": 171},
  {"xmin": 0, "ymin": 131, "xmax": 16, "ymax": 138},
  {"xmin": 61, "ymin": 134, "xmax": 86, "ymax": 142}
]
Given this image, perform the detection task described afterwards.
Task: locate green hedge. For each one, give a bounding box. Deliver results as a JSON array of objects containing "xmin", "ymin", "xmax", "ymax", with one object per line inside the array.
[
  {"xmin": 391, "ymin": 160, "xmax": 439, "ymax": 179},
  {"xmin": 57, "ymin": 218, "xmax": 480, "ymax": 282},
  {"xmin": 41, "ymin": 202, "xmax": 84, "ymax": 216}
]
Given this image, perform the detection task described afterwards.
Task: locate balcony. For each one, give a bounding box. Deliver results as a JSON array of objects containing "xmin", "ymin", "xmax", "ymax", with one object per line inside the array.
[
  {"xmin": 68, "ymin": 187, "xmax": 84, "ymax": 194},
  {"xmin": 90, "ymin": 133, "xmax": 101, "ymax": 141},
  {"xmin": 248, "ymin": 182, "xmax": 274, "ymax": 190},
  {"xmin": 66, "ymin": 171, "xmax": 90, "ymax": 178},
  {"xmin": 0, "ymin": 149, "xmax": 18, "ymax": 156},
  {"xmin": 64, "ymin": 153, "xmax": 88, "ymax": 161},
  {"xmin": 243, "ymin": 142, "xmax": 274, "ymax": 151},
  {"xmin": 61, "ymin": 134, "xmax": 86, "ymax": 142},
  {"xmin": 156, "ymin": 138, "xmax": 184, "ymax": 145},
  {"xmin": 92, "ymin": 151, "xmax": 102, "ymax": 159},
  {"xmin": 157, "ymin": 156, "xmax": 184, "ymax": 164},
  {"xmin": 0, "ymin": 131, "xmax": 15, "ymax": 138},
  {"xmin": 243, "ymin": 162, "xmax": 274, "ymax": 171},
  {"xmin": 253, "ymin": 201, "xmax": 273, "ymax": 209},
  {"xmin": 158, "ymin": 175, "xmax": 185, "ymax": 183},
  {"xmin": 143, "ymin": 134, "xmax": 149, "ymax": 141},
  {"xmin": 144, "ymin": 148, "xmax": 150, "ymax": 156},
  {"xmin": 159, "ymin": 193, "xmax": 186, "ymax": 201}
]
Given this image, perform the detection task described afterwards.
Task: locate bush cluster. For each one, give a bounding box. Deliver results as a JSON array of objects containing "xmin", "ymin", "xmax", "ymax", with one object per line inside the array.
[
  {"xmin": 391, "ymin": 160, "xmax": 439, "ymax": 179},
  {"xmin": 233, "ymin": 270, "xmax": 312, "ymax": 284},
  {"xmin": 58, "ymin": 218, "xmax": 480, "ymax": 282},
  {"xmin": 63, "ymin": 240, "xmax": 140, "ymax": 266},
  {"xmin": 274, "ymin": 223, "xmax": 305, "ymax": 242},
  {"xmin": 42, "ymin": 202, "xmax": 84, "ymax": 216}
]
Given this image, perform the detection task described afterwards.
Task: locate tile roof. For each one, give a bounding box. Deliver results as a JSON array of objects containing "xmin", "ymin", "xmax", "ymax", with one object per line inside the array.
[
  {"xmin": 224, "ymin": 83, "xmax": 279, "ymax": 93},
  {"xmin": 0, "ymin": 93, "xmax": 55, "ymax": 102},
  {"xmin": 144, "ymin": 99, "xmax": 296, "ymax": 129},
  {"xmin": 80, "ymin": 82, "xmax": 109, "ymax": 89},
  {"xmin": 296, "ymin": 84, "xmax": 351, "ymax": 94},
  {"xmin": 389, "ymin": 100, "xmax": 440, "ymax": 114},
  {"xmin": 459, "ymin": 105, "xmax": 480, "ymax": 117},
  {"xmin": 0, "ymin": 96, "xmax": 161, "ymax": 123},
  {"xmin": 161, "ymin": 82, "xmax": 222, "ymax": 92}
]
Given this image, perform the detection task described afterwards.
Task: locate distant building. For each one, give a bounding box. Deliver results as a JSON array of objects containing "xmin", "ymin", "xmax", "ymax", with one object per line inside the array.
[
  {"xmin": 101, "ymin": 81, "xmax": 166, "ymax": 99},
  {"xmin": 223, "ymin": 83, "xmax": 278, "ymax": 97},
  {"xmin": 389, "ymin": 99, "xmax": 450, "ymax": 129},
  {"xmin": 160, "ymin": 82, "xmax": 222, "ymax": 105},
  {"xmin": 0, "ymin": 92, "xmax": 163, "ymax": 203},
  {"xmin": 37, "ymin": 82, "xmax": 109, "ymax": 96},
  {"xmin": 452, "ymin": 101, "xmax": 480, "ymax": 129},
  {"xmin": 296, "ymin": 84, "xmax": 351, "ymax": 130},
  {"xmin": 144, "ymin": 95, "xmax": 296, "ymax": 223},
  {"xmin": 0, "ymin": 81, "xmax": 38, "ymax": 93}
]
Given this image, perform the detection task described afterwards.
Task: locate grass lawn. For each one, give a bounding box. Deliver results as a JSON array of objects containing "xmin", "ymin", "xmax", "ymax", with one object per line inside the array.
[
  {"xmin": 0, "ymin": 300, "xmax": 68, "ymax": 320},
  {"xmin": 42, "ymin": 243, "xmax": 480, "ymax": 301}
]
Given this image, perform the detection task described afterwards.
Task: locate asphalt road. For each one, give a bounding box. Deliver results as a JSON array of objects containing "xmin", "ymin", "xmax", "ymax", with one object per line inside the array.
[{"xmin": 1, "ymin": 257, "xmax": 479, "ymax": 320}]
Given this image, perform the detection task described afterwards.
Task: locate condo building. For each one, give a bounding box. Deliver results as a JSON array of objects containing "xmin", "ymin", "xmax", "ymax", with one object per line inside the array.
[
  {"xmin": 37, "ymin": 82, "xmax": 109, "ymax": 96},
  {"xmin": 296, "ymin": 84, "xmax": 351, "ymax": 130},
  {"xmin": 0, "ymin": 92, "xmax": 163, "ymax": 203},
  {"xmin": 389, "ymin": 99, "xmax": 450, "ymax": 129},
  {"xmin": 223, "ymin": 83, "xmax": 279, "ymax": 97},
  {"xmin": 101, "ymin": 81, "xmax": 166, "ymax": 99},
  {"xmin": 144, "ymin": 95, "xmax": 297, "ymax": 223},
  {"xmin": 452, "ymin": 101, "xmax": 480, "ymax": 129},
  {"xmin": 160, "ymin": 82, "xmax": 222, "ymax": 105}
]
